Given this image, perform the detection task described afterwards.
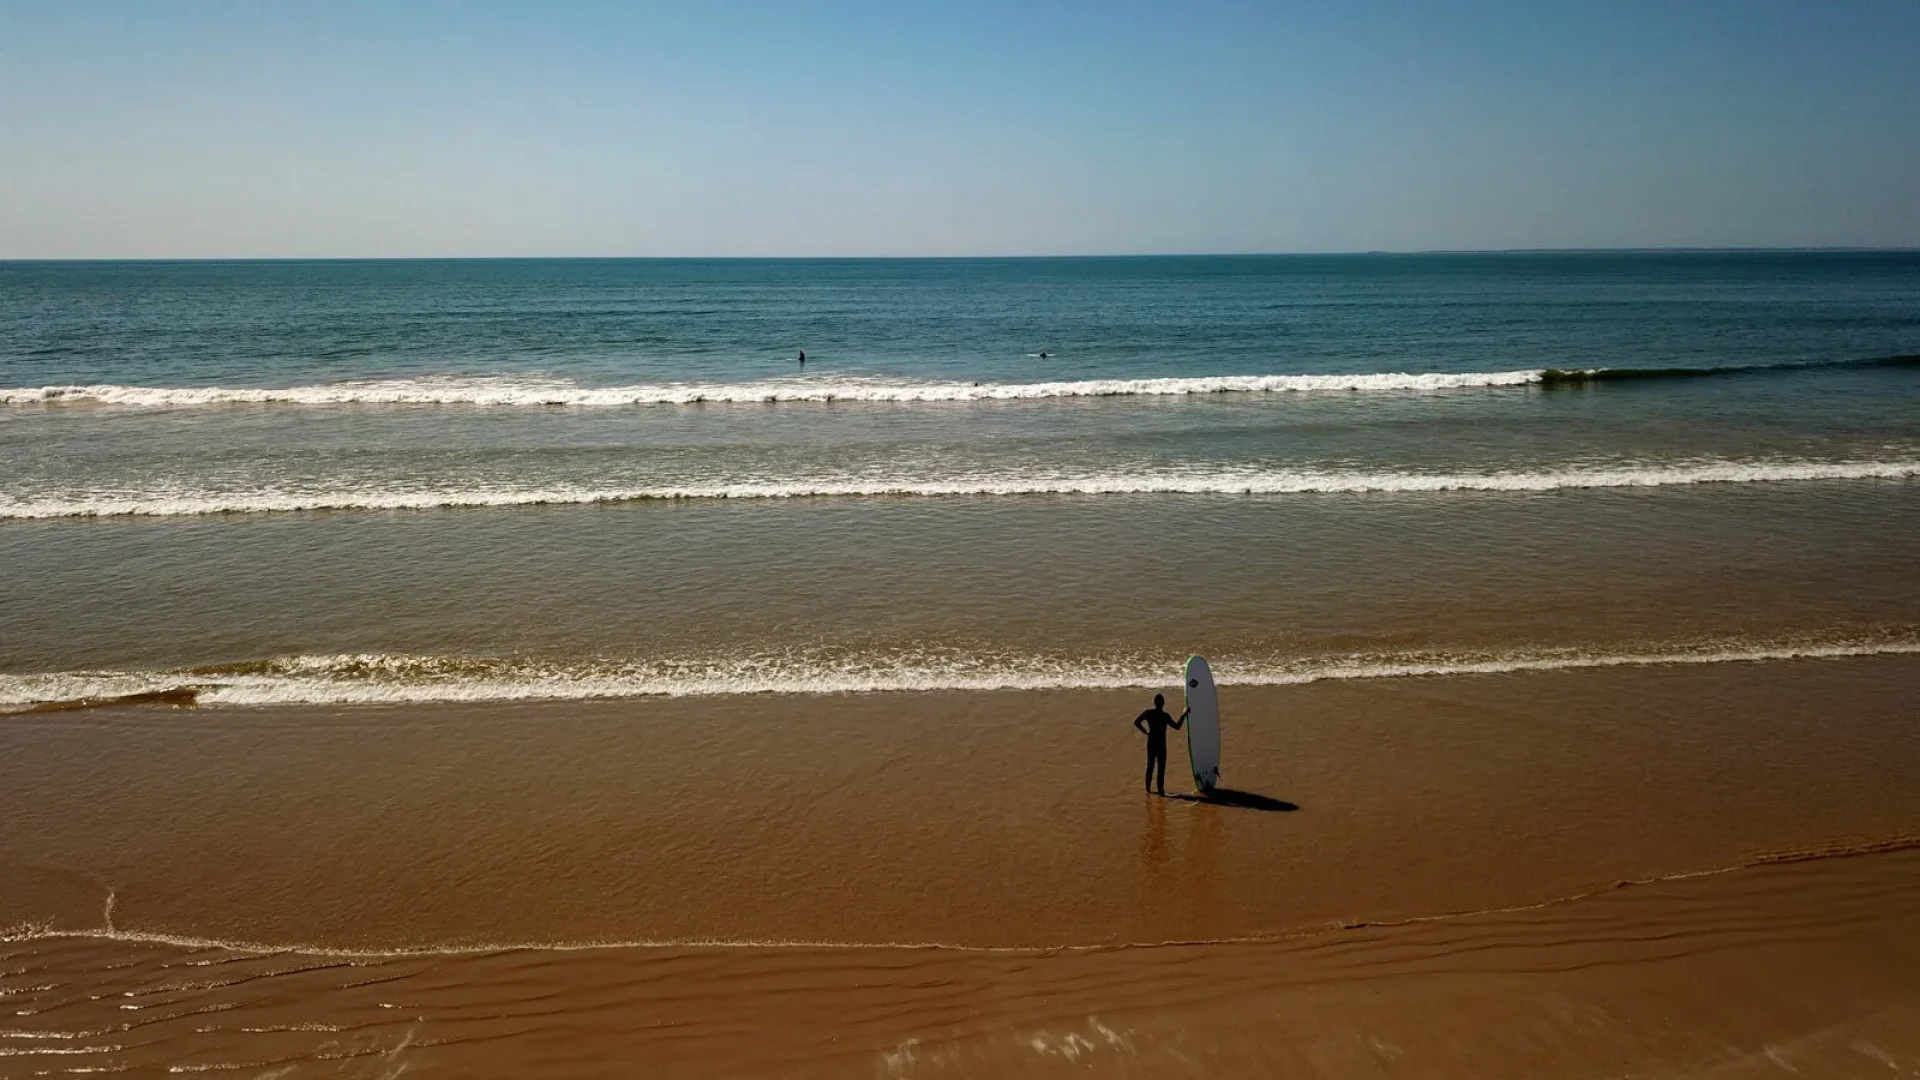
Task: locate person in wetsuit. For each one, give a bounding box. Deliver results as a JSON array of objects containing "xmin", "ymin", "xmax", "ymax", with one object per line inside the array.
[{"xmin": 1133, "ymin": 693, "xmax": 1189, "ymax": 795}]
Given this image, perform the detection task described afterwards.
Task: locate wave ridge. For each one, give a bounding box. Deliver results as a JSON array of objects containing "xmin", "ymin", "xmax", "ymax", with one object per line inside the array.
[
  {"xmin": 4, "ymin": 355, "xmax": 1909, "ymax": 410},
  {"xmin": 3, "ymin": 459, "xmax": 1914, "ymax": 519},
  {"xmin": 3, "ymin": 636, "xmax": 1915, "ymax": 710},
  {"xmin": 0, "ymin": 371, "xmax": 1544, "ymax": 407},
  {"xmin": 1542, "ymin": 353, "xmax": 1919, "ymax": 385}
]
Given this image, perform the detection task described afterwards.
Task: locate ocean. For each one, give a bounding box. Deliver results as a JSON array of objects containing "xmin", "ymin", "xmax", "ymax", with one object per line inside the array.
[{"xmin": 3, "ymin": 252, "xmax": 1917, "ymax": 709}]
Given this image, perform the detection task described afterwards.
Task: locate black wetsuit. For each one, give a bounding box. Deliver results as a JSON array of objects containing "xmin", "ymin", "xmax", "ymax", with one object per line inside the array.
[{"xmin": 1135, "ymin": 707, "xmax": 1182, "ymax": 794}]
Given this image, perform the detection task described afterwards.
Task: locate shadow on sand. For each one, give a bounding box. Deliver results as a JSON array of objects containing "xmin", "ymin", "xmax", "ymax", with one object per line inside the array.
[{"xmin": 1164, "ymin": 788, "xmax": 1298, "ymax": 813}]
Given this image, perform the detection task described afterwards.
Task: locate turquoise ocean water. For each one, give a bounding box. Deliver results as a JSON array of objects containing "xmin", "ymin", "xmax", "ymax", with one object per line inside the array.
[{"xmin": 2, "ymin": 253, "xmax": 1916, "ymax": 706}]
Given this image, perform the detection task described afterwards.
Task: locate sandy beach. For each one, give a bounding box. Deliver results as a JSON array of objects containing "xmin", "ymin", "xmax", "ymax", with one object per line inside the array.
[
  {"xmin": 7, "ymin": 1, "xmax": 1920, "ymax": 1072},
  {"xmin": 6, "ymin": 653, "xmax": 1919, "ymax": 1076}
]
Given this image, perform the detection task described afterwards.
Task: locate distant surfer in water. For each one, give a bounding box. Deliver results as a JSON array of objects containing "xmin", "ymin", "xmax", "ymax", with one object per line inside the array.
[
  {"xmin": 1133, "ymin": 693, "xmax": 1188, "ymax": 796},
  {"xmin": 798, "ymin": 349, "xmax": 805, "ymax": 368}
]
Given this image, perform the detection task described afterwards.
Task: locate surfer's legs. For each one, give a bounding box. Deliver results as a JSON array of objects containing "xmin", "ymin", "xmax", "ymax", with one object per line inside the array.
[{"xmin": 1146, "ymin": 742, "xmax": 1167, "ymax": 794}]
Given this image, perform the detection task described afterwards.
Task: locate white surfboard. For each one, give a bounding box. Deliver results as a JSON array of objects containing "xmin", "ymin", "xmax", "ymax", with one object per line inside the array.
[{"xmin": 1184, "ymin": 655, "xmax": 1220, "ymax": 793}]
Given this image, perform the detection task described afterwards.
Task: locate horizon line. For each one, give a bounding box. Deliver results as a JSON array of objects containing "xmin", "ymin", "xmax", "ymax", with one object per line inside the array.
[{"xmin": 5, "ymin": 246, "xmax": 1919, "ymax": 264}]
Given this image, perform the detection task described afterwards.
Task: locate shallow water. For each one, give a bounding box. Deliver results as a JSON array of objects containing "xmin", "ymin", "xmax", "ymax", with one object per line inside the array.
[{"xmin": 2, "ymin": 253, "xmax": 1916, "ymax": 705}]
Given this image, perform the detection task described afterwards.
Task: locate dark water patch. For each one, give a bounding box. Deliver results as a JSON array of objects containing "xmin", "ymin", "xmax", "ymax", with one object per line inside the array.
[
  {"xmin": 1541, "ymin": 353, "xmax": 1920, "ymax": 387},
  {"xmin": 9, "ymin": 686, "xmax": 204, "ymax": 715}
]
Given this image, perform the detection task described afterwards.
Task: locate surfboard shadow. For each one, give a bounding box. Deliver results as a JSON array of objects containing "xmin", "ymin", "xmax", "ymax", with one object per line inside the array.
[{"xmin": 1165, "ymin": 788, "xmax": 1298, "ymax": 813}]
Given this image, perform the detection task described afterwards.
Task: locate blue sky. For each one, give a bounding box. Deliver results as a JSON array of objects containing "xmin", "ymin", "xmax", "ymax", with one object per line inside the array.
[{"xmin": 2, "ymin": 0, "xmax": 1916, "ymax": 256}]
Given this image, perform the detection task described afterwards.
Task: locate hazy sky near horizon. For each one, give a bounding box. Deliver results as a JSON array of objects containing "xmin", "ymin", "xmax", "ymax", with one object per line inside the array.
[{"xmin": 3, "ymin": 1, "xmax": 1917, "ymax": 258}]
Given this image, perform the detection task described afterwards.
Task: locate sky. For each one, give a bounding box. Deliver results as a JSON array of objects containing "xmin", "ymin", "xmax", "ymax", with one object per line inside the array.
[{"xmin": 2, "ymin": 0, "xmax": 1917, "ymax": 257}]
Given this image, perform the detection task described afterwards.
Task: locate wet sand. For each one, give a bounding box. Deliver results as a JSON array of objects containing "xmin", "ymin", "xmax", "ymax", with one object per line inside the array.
[{"xmin": 5, "ymin": 654, "xmax": 1920, "ymax": 1076}]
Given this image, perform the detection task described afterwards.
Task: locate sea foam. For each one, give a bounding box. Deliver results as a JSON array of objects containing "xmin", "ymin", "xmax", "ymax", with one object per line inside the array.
[
  {"xmin": 2, "ymin": 459, "xmax": 1913, "ymax": 518},
  {"xmin": 7, "ymin": 355, "xmax": 1911, "ymax": 409},
  {"xmin": 1, "ymin": 370, "xmax": 1544, "ymax": 408},
  {"xmin": 3, "ymin": 636, "xmax": 1915, "ymax": 710}
]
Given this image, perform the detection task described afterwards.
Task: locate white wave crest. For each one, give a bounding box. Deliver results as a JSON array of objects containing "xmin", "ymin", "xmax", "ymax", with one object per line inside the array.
[
  {"xmin": 1, "ymin": 459, "xmax": 1913, "ymax": 519},
  {"xmin": 0, "ymin": 370, "xmax": 1545, "ymax": 408},
  {"xmin": 2, "ymin": 637, "xmax": 1915, "ymax": 709}
]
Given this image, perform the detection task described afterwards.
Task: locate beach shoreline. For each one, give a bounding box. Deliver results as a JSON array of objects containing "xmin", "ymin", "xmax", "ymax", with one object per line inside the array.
[
  {"xmin": 5, "ymin": 654, "xmax": 1919, "ymax": 1074},
  {"xmin": 10, "ymin": 847, "xmax": 1919, "ymax": 1078}
]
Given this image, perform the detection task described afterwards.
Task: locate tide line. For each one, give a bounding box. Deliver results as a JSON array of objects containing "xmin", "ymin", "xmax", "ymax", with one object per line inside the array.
[{"xmin": 6, "ymin": 835, "xmax": 1916, "ymax": 958}]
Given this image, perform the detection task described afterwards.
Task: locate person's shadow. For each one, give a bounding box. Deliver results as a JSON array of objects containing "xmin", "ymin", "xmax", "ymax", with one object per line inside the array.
[{"xmin": 1164, "ymin": 787, "xmax": 1298, "ymax": 813}]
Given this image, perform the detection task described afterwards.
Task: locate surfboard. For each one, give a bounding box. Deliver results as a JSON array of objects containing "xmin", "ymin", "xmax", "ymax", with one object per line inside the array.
[{"xmin": 1184, "ymin": 655, "xmax": 1220, "ymax": 793}]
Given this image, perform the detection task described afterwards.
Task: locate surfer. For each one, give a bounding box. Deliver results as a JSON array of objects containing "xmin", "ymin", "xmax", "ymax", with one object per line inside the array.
[
  {"xmin": 1133, "ymin": 693, "xmax": 1188, "ymax": 796},
  {"xmin": 798, "ymin": 349, "xmax": 805, "ymax": 368}
]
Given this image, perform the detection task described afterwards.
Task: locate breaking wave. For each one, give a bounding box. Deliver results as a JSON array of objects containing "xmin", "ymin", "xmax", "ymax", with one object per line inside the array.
[
  {"xmin": 0, "ymin": 370, "xmax": 1542, "ymax": 407},
  {"xmin": 3, "ymin": 355, "xmax": 1909, "ymax": 409},
  {"xmin": 3, "ymin": 635, "xmax": 1916, "ymax": 710},
  {"xmin": 3, "ymin": 459, "xmax": 1913, "ymax": 518}
]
